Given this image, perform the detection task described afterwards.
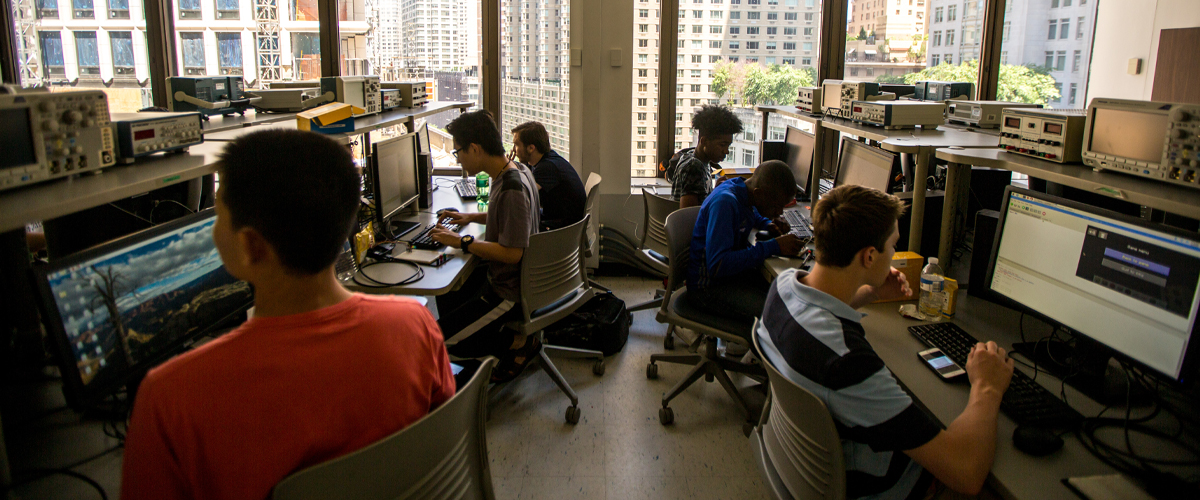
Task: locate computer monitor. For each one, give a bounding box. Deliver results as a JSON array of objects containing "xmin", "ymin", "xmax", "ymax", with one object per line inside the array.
[
  {"xmin": 986, "ymin": 187, "xmax": 1200, "ymax": 383},
  {"xmin": 835, "ymin": 138, "xmax": 894, "ymax": 193},
  {"xmin": 416, "ymin": 122, "xmax": 432, "ymax": 155},
  {"xmin": 35, "ymin": 209, "xmax": 254, "ymax": 409},
  {"xmin": 784, "ymin": 126, "xmax": 815, "ymax": 197},
  {"xmin": 371, "ymin": 132, "xmax": 420, "ymax": 230}
]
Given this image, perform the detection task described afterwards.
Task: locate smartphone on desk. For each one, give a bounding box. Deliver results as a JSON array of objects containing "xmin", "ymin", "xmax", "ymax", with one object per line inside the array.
[{"xmin": 919, "ymin": 348, "xmax": 966, "ymax": 380}]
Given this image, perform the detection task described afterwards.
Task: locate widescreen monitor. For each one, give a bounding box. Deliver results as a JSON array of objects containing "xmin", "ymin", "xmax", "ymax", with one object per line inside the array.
[
  {"xmin": 986, "ymin": 187, "xmax": 1200, "ymax": 383},
  {"xmin": 784, "ymin": 126, "xmax": 815, "ymax": 197},
  {"xmin": 35, "ymin": 209, "xmax": 254, "ymax": 409},
  {"xmin": 371, "ymin": 132, "xmax": 420, "ymax": 227},
  {"xmin": 835, "ymin": 138, "xmax": 894, "ymax": 193}
]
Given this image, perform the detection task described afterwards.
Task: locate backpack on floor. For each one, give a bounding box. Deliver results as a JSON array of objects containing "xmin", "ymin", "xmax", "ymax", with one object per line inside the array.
[{"xmin": 543, "ymin": 291, "xmax": 631, "ymax": 356}]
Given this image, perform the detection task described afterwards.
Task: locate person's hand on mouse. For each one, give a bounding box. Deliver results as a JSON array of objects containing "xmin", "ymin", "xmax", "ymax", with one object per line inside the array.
[{"xmin": 967, "ymin": 341, "xmax": 1014, "ymax": 397}]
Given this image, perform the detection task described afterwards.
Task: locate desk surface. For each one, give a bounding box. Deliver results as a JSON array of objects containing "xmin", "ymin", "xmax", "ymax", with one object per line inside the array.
[
  {"xmin": 756, "ymin": 105, "xmax": 822, "ymax": 125},
  {"xmin": 200, "ymin": 110, "xmax": 298, "ymax": 133},
  {"xmin": 344, "ymin": 176, "xmax": 484, "ymax": 296},
  {"xmin": 935, "ymin": 147, "xmax": 1200, "ymax": 220},
  {"xmin": 817, "ymin": 117, "xmax": 1000, "ymax": 152}
]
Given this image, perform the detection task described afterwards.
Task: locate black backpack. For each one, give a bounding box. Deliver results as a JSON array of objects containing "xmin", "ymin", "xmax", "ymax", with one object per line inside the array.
[
  {"xmin": 658, "ymin": 147, "xmax": 696, "ymax": 181},
  {"xmin": 542, "ymin": 291, "xmax": 632, "ymax": 356}
]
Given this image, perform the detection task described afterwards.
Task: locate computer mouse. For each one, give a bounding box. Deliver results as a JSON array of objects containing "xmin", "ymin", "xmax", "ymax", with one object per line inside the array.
[
  {"xmin": 1012, "ymin": 426, "xmax": 1063, "ymax": 456},
  {"xmin": 436, "ymin": 207, "xmax": 459, "ymax": 215}
]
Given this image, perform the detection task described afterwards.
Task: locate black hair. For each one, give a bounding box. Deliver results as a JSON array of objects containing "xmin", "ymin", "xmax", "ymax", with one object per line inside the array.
[
  {"xmin": 747, "ymin": 160, "xmax": 798, "ymax": 200},
  {"xmin": 512, "ymin": 121, "xmax": 551, "ymax": 155},
  {"xmin": 446, "ymin": 110, "xmax": 507, "ymax": 156},
  {"xmin": 691, "ymin": 105, "xmax": 744, "ymax": 138},
  {"xmin": 218, "ymin": 130, "xmax": 360, "ymax": 275}
]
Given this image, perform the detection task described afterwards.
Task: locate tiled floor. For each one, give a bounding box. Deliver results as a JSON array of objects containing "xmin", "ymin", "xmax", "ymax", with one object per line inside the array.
[{"xmin": 485, "ymin": 276, "xmax": 772, "ymax": 500}]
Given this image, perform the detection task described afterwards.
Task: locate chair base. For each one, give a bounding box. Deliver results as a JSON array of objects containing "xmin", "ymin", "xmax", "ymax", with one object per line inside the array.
[
  {"xmin": 627, "ymin": 289, "xmax": 666, "ymax": 313},
  {"xmin": 646, "ymin": 337, "xmax": 765, "ymax": 426},
  {"xmin": 539, "ymin": 334, "xmax": 606, "ymax": 424}
]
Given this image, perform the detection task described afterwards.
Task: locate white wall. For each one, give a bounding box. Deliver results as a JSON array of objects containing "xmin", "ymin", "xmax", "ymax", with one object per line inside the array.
[{"xmin": 1088, "ymin": 0, "xmax": 1200, "ymax": 101}]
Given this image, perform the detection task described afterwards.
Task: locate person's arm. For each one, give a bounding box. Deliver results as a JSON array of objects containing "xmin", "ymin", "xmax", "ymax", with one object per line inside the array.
[
  {"xmin": 679, "ymin": 194, "xmax": 702, "ymax": 209},
  {"xmin": 419, "ymin": 307, "xmax": 458, "ymax": 401},
  {"xmin": 703, "ymin": 197, "xmax": 781, "ymax": 278},
  {"xmin": 121, "ymin": 375, "xmax": 189, "ymax": 500},
  {"xmin": 532, "ymin": 162, "xmax": 560, "ymax": 194},
  {"xmin": 903, "ymin": 342, "xmax": 1013, "ymax": 495},
  {"xmin": 431, "ymin": 183, "xmax": 532, "ymax": 265}
]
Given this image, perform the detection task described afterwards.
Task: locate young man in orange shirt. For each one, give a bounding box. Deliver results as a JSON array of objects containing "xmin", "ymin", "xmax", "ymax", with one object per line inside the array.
[{"xmin": 122, "ymin": 130, "xmax": 456, "ymax": 500}]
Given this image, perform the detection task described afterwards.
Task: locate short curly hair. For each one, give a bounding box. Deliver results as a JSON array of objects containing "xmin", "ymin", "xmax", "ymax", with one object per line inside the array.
[
  {"xmin": 691, "ymin": 105, "xmax": 744, "ymax": 138},
  {"xmin": 811, "ymin": 185, "xmax": 906, "ymax": 268}
]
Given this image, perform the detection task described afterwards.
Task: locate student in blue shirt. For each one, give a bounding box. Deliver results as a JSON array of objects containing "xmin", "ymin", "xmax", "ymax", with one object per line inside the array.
[{"xmin": 687, "ymin": 160, "xmax": 804, "ymax": 328}]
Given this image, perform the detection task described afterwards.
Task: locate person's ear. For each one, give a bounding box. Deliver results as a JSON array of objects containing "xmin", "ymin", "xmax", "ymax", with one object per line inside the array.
[
  {"xmin": 238, "ymin": 228, "xmax": 274, "ymax": 268},
  {"xmin": 859, "ymin": 246, "xmax": 877, "ymax": 270}
]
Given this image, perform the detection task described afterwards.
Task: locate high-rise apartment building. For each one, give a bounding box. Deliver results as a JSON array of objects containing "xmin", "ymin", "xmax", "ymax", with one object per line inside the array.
[
  {"xmin": 499, "ymin": 0, "xmax": 571, "ymax": 158},
  {"xmin": 929, "ymin": 0, "xmax": 1097, "ymax": 107},
  {"xmin": 631, "ymin": 0, "xmax": 821, "ymax": 178},
  {"xmin": 399, "ymin": 0, "xmax": 471, "ymax": 78},
  {"xmin": 844, "ymin": 0, "xmax": 929, "ymax": 82}
]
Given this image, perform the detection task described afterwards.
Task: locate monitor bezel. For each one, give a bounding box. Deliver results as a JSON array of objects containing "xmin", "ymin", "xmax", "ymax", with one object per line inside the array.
[
  {"xmin": 785, "ymin": 126, "xmax": 815, "ymax": 197},
  {"xmin": 370, "ymin": 131, "xmax": 421, "ymax": 227},
  {"xmin": 34, "ymin": 208, "xmax": 254, "ymax": 410},
  {"xmin": 836, "ymin": 137, "xmax": 895, "ymax": 192},
  {"xmin": 984, "ymin": 186, "xmax": 1200, "ymax": 384},
  {"xmin": 416, "ymin": 122, "xmax": 431, "ymax": 156}
]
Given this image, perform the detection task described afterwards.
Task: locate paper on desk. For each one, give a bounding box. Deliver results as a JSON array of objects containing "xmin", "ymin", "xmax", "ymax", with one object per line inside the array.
[
  {"xmin": 392, "ymin": 247, "xmax": 455, "ymax": 264},
  {"xmin": 1064, "ymin": 474, "xmax": 1153, "ymax": 500}
]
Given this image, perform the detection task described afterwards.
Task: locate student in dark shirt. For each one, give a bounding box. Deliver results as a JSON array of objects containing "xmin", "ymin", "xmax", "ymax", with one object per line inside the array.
[
  {"xmin": 511, "ymin": 121, "xmax": 586, "ymax": 231},
  {"xmin": 670, "ymin": 105, "xmax": 743, "ymax": 209}
]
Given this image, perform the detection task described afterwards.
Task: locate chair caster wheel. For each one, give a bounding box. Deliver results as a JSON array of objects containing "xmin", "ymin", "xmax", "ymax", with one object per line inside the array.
[
  {"xmin": 664, "ymin": 335, "xmax": 675, "ymax": 350},
  {"xmin": 646, "ymin": 363, "xmax": 659, "ymax": 379},
  {"xmin": 742, "ymin": 422, "xmax": 755, "ymax": 438},
  {"xmin": 705, "ymin": 373, "xmax": 715, "ymax": 383},
  {"xmin": 565, "ymin": 406, "xmax": 581, "ymax": 424},
  {"xmin": 592, "ymin": 360, "xmax": 605, "ymax": 376},
  {"xmin": 659, "ymin": 407, "xmax": 675, "ymax": 425}
]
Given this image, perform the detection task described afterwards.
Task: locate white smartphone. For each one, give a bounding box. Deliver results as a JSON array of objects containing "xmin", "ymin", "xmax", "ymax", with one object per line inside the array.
[{"xmin": 919, "ymin": 348, "xmax": 966, "ymax": 380}]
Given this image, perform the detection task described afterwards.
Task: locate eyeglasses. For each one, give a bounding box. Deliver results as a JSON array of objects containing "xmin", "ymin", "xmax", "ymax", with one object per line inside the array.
[{"xmin": 451, "ymin": 147, "xmax": 463, "ymax": 159}]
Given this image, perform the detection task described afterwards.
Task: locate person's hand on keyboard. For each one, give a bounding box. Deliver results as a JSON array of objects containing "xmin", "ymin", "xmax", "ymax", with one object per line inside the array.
[
  {"xmin": 429, "ymin": 225, "xmax": 463, "ymax": 248},
  {"xmin": 967, "ymin": 341, "xmax": 1015, "ymax": 397},
  {"xmin": 440, "ymin": 210, "xmax": 482, "ymax": 226},
  {"xmin": 768, "ymin": 216, "xmax": 790, "ymax": 237}
]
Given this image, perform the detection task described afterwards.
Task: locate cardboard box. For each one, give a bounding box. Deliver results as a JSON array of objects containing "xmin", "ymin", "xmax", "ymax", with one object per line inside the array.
[
  {"xmin": 875, "ymin": 251, "xmax": 923, "ymax": 303},
  {"xmin": 297, "ymin": 102, "xmax": 365, "ymax": 134}
]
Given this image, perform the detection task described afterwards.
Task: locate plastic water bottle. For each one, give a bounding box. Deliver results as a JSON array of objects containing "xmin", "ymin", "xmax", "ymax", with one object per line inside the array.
[
  {"xmin": 919, "ymin": 258, "xmax": 945, "ymax": 320},
  {"xmin": 475, "ymin": 172, "xmax": 490, "ymax": 211}
]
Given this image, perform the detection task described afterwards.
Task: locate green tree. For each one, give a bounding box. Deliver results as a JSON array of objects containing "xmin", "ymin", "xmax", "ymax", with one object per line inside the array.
[
  {"xmin": 901, "ymin": 59, "xmax": 1060, "ymax": 105},
  {"xmin": 858, "ymin": 27, "xmax": 867, "ymax": 40},
  {"xmin": 742, "ymin": 64, "xmax": 813, "ymax": 106},
  {"xmin": 874, "ymin": 74, "xmax": 909, "ymax": 84},
  {"xmin": 711, "ymin": 61, "xmax": 749, "ymax": 105}
]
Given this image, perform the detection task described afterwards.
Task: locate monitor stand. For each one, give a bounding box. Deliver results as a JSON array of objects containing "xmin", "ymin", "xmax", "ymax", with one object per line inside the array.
[
  {"xmin": 1012, "ymin": 337, "xmax": 1153, "ymax": 407},
  {"xmin": 388, "ymin": 220, "xmax": 421, "ymax": 239}
]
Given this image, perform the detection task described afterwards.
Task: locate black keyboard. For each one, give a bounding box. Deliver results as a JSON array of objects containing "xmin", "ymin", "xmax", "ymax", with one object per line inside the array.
[
  {"xmin": 908, "ymin": 322, "xmax": 1083, "ymax": 428},
  {"xmin": 409, "ymin": 217, "xmax": 461, "ymax": 250},
  {"xmin": 455, "ymin": 179, "xmax": 478, "ymax": 199},
  {"xmin": 783, "ymin": 210, "xmax": 813, "ymax": 239},
  {"xmin": 817, "ymin": 179, "xmax": 833, "ymax": 196}
]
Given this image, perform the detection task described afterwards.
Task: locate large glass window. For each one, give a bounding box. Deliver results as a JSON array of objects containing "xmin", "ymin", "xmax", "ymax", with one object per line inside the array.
[
  {"xmin": 337, "ymin": 0, "xmax": 370, "ymax": 76},
  {"xmin": 216, "ymin": 32, "xmax": 244, "ymax": 76},
  {"xmin": 630, "ymin": 1, "xmax": 660, "ymax": 178},
  {"xmin": 14, "ymin": 1, "xmax": 153, "ymax": 112},
  {"xmin": 502, "ymin": 0, "xmax": 570, "ymax": 162},
  {"xmin": 873, "ymin": 0, "xmax": 980, "ymax": 103},
  {"xmin": 999, "ymin": 0, "xmax": 1097, "ymax": 106}
]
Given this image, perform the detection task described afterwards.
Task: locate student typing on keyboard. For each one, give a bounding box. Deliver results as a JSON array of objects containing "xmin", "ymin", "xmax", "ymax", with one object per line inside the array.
[
  {"xmin": 755, "ymin": 184, "xmax": 1015, "ymax": 498},
  {"xmin": 425, "ymin": 111, "xmax": 544, "ymax": 383}
]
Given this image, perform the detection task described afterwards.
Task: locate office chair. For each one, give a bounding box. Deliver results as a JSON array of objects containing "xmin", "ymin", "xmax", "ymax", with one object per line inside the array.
[
  {"xmin": 582, "ymin": 172, "xmax": 610, "ymax": 292},
  {"xmin": 272, "ymin": 357, "xmax": 499, "ymax": 500},
  {"xmin": 508, "ymin": 215, "xmax": 606, "ymax": 424},
  {"xmin": 629, "ymin": 188, "xmax": 681, "ymax": 346},
  {"xmin": 750, "ymin": 321, "xmax": 846, "ymax": 500},
  {"xmin": 646, "ymin": 207, "xmax": 765, "ymax": 427}
]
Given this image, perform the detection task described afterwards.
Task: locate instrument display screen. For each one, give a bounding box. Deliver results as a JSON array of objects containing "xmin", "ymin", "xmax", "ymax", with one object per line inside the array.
[{"xmin": 0, "ymin": 108, "xmax": 36, "ymax": 170}]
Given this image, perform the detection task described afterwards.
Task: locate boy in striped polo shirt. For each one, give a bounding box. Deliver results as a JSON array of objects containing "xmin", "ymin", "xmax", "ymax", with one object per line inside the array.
[{"xmin": 756, "ymin": 185, "xmax": 1014, "ymax": 499}]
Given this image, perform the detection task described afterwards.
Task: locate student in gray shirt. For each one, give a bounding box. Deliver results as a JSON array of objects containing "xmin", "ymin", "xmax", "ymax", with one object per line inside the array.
[{"xmin": 430, "ymin": 110, "xmax": 542, "ymax": 382}]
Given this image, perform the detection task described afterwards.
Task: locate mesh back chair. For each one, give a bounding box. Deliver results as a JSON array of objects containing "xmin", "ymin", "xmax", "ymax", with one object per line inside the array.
[
  {"xmin": 508, "ymin": 215, "xmax": 605, "ymax": 424},
  {"xmin": 627, "ymin": 189, "xmax": 679, "ymax": 348},
  {"xmin": 645, "ymin": 207, "xmax": 766, "ymax": 428},
  {"xmin": 273, "ymin": 357, "xmax": 499, "ymax": 500},
  {"xmin": 750, "ymin": 321, "xmax": 846, "ymax": 500}
]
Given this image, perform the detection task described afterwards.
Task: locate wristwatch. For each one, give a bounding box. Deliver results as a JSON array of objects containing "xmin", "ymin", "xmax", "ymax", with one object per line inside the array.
[{"xmin": 460, "ymin": 234, "xmax": 475, "ymax": 254}]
